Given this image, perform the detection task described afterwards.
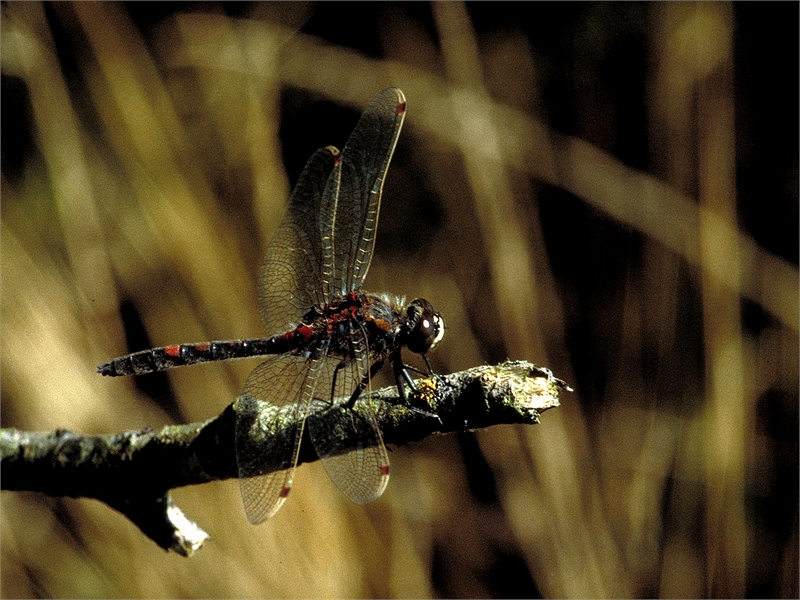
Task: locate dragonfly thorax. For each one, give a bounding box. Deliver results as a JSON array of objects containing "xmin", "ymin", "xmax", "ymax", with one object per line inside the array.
[{"xmin": 287, "ymin": 293, "xmax": 443, "ymax": 365}]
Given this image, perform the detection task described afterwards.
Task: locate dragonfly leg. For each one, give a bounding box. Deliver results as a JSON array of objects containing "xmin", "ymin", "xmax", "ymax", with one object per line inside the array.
[
  {"xmin": 393, "ymin": 350, "xmax": 442, "ymax": 399},
  {"xmin": 344, "ymin": 359, "xmax": 385, "ymax": 409},
  {"xmin": 384, "ymin": 351, "xmax": 440, "ymax": 421},
  {"xmin": 328, "ymin": 360, "xmax": 347, "ymax": 408},
  {"xmin": 392, "ymin": 350, "xmax": 415, "ymax": 404},
  {"xmin": 421, "ymin": 354, "xmax": 446, "ymax": 390}
]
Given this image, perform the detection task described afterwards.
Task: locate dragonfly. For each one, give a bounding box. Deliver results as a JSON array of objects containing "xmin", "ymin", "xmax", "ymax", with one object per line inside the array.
[{"xmin": 99, "ymin": 88, "xmax": 444, "ymax": 524}]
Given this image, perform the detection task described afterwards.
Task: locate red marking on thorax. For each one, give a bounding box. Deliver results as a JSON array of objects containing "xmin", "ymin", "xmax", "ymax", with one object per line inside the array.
[
  {"xmin": 165, "ymin": 345, "xmax": 181, "ymax": 357},
  {"xmin": 380, "ymin": 465, "xmax": 390, "ymax": 476},
  {"xmin": 322, "ymin": 292, "xmax": 364, "ymax": 335},
  {"xmin": 296, "ymin": 324, "xmax": 313, "ymax": 342},
  {"xmin": 281, "ymin": 324, "xmax": 313, "ymax": 348},
  {"xmin": 195, "ymin": 342, "xmax": 210, "ymax": 351},
  {"xmin": 279, "ymin": 486, "xmax": 291, "ymax": 499}
]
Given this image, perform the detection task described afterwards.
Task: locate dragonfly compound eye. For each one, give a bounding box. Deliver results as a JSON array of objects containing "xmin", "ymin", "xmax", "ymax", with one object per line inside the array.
[{"xmin": 405, "ymin": 298, "xmax": 445, "ymax": 354}]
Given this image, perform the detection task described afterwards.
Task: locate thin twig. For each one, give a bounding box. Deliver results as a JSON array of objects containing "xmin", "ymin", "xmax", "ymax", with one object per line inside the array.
[{"xmin": 0, "ymin": 361, "xmax": 567, "ymax": 556}]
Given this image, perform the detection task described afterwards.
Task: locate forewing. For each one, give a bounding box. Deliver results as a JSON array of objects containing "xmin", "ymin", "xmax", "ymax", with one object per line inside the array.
[
  {"xmin": 321, "ymin": 88, "xmax": 406, "ymax": 299},
  {"xmin": 258, "ymin": 146, "xmax": 340, "ymax": 334},
  {"xmin": 306, "ymin": 321, "xmax": 390, "ymax": 505},
  {"xmin": 234, "ymin": 350, "xmax": 327, "ymax": 524}
]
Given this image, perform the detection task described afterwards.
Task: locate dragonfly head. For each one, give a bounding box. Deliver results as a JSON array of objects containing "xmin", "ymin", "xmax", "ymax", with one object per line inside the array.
[{"xmin": 401, "ymin": 298, "xmax": 445, "ymax": 355}]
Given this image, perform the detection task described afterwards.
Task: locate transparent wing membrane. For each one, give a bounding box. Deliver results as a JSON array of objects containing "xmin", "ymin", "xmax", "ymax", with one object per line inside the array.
[
  {"xmin": 307, "ymin": 320, "xmax": 390, "ymax": 505},
  {"xmin": 258, "ymin": 147, "xmax": 339, "ymax": 335},
  {"xmin": 323, "ymin": 88, "xmax": 406, "ymax": 297},
  {"xmin": 234, "ymin": 352, "xmax": 326, "ymax": 524}
]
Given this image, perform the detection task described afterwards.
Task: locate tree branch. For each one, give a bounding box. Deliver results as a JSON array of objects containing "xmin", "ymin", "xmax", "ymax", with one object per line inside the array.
[{"xmin": 0, "ymin": 361, "xmax": 568, "ymax": 555}]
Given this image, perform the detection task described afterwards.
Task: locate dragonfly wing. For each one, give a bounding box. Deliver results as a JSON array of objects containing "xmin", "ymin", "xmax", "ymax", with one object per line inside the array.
[
  {"xmin": 320, "ymin": 88, "xmax": 406, "ymax": 299},
  {"xmin": 307, "ymin": 321, "xmax": 390, "ymax": 505},
  {"xmin": 258, "ymin": 146, "xmax": 340, "ymax": 335},
  {"xmin": 234, "ymin": 350, "xmax": 328, "ymax": 524}
]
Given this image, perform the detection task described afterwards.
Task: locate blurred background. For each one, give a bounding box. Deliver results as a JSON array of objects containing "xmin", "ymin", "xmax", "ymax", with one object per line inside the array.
[{"xmin": 1, "ymin": 2, "xmax": 797, "ymax": 598}]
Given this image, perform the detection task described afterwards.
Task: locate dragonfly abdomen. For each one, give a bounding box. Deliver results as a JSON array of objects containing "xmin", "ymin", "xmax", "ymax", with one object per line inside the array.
[{"xmin": 98, "ymin": 337, "xmax": 283, "ymax": 377}]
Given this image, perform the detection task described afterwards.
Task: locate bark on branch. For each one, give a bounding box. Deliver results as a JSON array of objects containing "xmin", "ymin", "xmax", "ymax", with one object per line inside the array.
[{"xmin": 0, "ymin": 361, "xmax": 568, "ymax": 556}]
